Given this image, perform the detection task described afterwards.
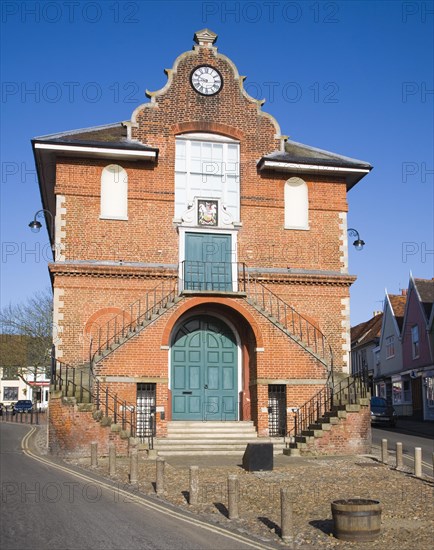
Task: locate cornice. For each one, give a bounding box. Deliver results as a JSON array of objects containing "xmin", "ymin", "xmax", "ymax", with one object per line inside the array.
[
  {"xmin": 49, "ymin": 262, "xmax": 178, "ymax": 280},
  {"xmin": 49, "ymin": 262, "xmax": 355, "ymax": 286}
]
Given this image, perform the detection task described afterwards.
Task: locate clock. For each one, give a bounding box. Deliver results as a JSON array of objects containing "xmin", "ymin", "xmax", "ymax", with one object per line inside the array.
[{"xmin": 190, "ymin": 65, "xmax": 223, "ymax": 96}]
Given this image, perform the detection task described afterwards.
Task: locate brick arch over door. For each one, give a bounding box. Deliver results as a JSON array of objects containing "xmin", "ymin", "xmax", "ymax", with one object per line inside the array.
[
  {"xmin": 163, "ymin": 299, "xmax": 260, "ymax": 422},
  {"xmin": 161, "ymin": 297, "xmax": 263, "ymax": 348}
]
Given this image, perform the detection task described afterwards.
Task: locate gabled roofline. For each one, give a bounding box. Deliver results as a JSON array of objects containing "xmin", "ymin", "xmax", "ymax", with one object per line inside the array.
[
  {"xmin": 402, "ymin": 273, "xmax": 434, "ymax": 332},
  {"xmin": 378, "ymin": 291, "xmax": 403, "ymax": 348}
]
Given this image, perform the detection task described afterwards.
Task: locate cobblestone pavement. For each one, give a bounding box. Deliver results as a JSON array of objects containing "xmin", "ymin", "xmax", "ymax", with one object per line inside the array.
[{"xmin": 54, "ymin": 439, "xmax": 434, "ymax": 550}]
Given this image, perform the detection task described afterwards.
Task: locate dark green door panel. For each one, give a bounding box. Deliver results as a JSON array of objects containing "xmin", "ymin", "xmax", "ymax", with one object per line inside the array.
[{"xmin": 171, "ymin": 316, "xmax": 238, "ymax": 420}]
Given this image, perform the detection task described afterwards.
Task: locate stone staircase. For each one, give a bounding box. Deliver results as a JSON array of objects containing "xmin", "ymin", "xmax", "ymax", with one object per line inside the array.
[
  {"xmin": 155, "ymin": 421, "xmax": 285, "ymax": 456},
  {"xmin": 283, "ymin": 395, "xmax": 370, "ymax": 456}
]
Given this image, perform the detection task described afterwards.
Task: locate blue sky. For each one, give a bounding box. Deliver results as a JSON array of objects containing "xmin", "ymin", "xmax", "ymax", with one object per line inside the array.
[{"xmin": 1, "ymin": 0, "xmax": 433, "ymax": 325}]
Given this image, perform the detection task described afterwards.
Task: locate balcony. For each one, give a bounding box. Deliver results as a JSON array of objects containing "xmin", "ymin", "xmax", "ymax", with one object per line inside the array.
[{"xmin": 179, "ymin": 261, "xmax": 247, "ymax": 294}]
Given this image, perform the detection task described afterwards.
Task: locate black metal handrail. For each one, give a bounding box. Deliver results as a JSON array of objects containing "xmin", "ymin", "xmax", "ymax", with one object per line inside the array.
[
  {"xmin": 245, "ymin": 278, "xmax": 334, "ymax": 373},
  {"xmin": 284, "ymin": 370, "xmax": 369, "ymax": 445},
  {"xmin": 180, "ymin": 261, "xmax": 247, "ymax": 292},
  {"xmin": 51, "ymin": 359, "xmax": 154, "ymax": 449},
  {"xmin": 91, "ymin": 280, "xmax": 178, "ymax": 362}
]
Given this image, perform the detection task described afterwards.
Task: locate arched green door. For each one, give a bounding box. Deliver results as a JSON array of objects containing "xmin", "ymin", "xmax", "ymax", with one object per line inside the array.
[{"xmin": 171, "ymin": 316, "xmax": 238, "ymax": 420}]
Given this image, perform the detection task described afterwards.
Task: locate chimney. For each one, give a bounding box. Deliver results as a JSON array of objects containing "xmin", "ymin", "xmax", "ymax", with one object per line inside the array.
[
  {"xmin": 401, "ymin": 289, "xmax": 407, "ymax": 296},
  {"xmin": 373, "ymin": 311, "xmax": 382, "ymax": 316}
]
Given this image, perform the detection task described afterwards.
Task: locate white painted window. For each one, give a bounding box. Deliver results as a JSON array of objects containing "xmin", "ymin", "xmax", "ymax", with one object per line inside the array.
[
  {"xmin": 411, "ymin": 325, "xmax": 420, "ymax": 359},
  {"xmin": 386, "ymin": 335, "xmax": 395, "ymax": 359},
  {"xmin": 175, "ymin": 133, "xmax": 240, "ymax": 221},
  {"xmin": 100, "ymin": 164, "xmax": 128, "ymax": 220},
  {"xmin": 392, "ymin": 379, "xmax": 411, "ymax": 404},
  {"xmin": 284, "ymin": 177, "xmax": 309, "ymax": 229}
]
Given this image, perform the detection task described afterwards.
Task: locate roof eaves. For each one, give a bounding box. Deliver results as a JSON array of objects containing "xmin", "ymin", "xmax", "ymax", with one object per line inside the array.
[{"xmin": 33, "ymin": 122, "xmax": 125, "ymax": 141}]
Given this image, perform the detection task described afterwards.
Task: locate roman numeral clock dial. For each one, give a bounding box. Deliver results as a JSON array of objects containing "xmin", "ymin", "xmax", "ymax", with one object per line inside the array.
[{"xmin": 190, "ymin": 66, "xmax": 223, "ymax": 96}]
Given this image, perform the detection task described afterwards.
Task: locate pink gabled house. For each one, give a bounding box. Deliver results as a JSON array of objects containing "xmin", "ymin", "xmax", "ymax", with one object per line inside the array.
[{"xmin": 401, "ymin": 275, "xmax": 434, "ymax": 420}]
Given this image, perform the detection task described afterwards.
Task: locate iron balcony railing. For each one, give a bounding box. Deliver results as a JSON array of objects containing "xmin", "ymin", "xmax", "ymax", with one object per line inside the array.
[
  {"xmin": 180, "ymin": 260, "xmax": 247, "ymax": 293},
  {"xmin": 51, "ymin": 359, "xmax": 154, "ymax": 448}
]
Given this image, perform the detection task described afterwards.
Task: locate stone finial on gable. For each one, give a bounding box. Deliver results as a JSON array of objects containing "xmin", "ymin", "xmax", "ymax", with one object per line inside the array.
[{"xmin": 194, "ymin": 29, "xmax": 218, "ymax": 47}]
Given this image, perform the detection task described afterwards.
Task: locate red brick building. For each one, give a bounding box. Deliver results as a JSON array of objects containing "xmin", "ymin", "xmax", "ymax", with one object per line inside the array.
[{"xmin": 33, "ymin": 30, "xmax": 372, "ymax": 454}]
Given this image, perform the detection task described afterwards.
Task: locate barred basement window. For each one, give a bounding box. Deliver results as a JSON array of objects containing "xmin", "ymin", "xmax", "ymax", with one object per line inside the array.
[
  {"xmin": 136, "ymin": 383, "xmax": 156, "ymax": 439},
  {"xmin": 268, "ymin": 384, "xmax": 287, "ymax": 436}
]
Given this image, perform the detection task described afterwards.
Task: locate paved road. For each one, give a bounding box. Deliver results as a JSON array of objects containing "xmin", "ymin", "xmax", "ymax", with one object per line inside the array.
[
  {"xmin": 0, "ymin": 424, "xmax": 275, "ymax": 550},
  {"xmin": 372, "ymin": 425, "xmax": 434, "ymax": 477}
]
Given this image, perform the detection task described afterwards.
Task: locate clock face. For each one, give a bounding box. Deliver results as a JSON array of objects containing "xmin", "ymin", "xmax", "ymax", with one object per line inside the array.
[{"xmin": 190, "ymin": 65, "xmax": 223, "ymax": 96}]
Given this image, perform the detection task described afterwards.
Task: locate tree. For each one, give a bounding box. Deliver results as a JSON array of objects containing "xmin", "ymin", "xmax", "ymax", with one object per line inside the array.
[{"xmin": 0, "ymin": 289, "xmax": 53, "ymax": 400}]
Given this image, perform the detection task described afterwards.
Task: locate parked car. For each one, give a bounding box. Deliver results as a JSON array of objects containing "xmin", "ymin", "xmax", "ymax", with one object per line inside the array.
[
  {"xmin": 13, "ymin": 400, "xmax": 33, "ymax": 414},
  {"xmin": 370, "ymin": 397, "xmax": 397, "ymax": 427}
]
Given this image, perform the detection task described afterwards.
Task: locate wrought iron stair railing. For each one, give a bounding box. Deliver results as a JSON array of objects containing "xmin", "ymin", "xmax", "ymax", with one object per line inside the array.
[
  {"xmin": 91, "ymin": 280, "xmax": 178, "ymax": 363},
  {"xmin": 284, "ymin": 370, "xmax": 369, "ymax": 446},
  {"xmin": 51, "ymin": 359, "xmax": 155, "ymax": 448},
  {"xmin": 245, "ymin": 278, "xmax": 334, "ymax": 372}
]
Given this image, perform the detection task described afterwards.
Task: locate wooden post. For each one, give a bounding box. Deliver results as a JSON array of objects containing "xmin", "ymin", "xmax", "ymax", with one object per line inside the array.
[
  {"xmin": 227, "ymin": 475, "xmax": 239, "ymax": 519},
  {"xmin": 91, "ymin": 442, "xmax": 98, "ymax": 468},
  {"xmin": 396, "ymin": 442, "xmax": 403, "ymax": 469},
  {"xmin": 381, "ymin": 439, "xmax": 388, "ymax": 464},
  {"xmin": 189, "ymin": 466, "xmax": 199, "ymax": 505},
  {"xmin": 129, "ymin": 448, "xmax": 138, "ymax": 485},
  {"xmin": 281, "ymin": 488, "xmax": 293, "ymax": 544},
  {"xmin": 156, "ymin": 457, "xmax": 165, "ymax": 495},
  {"xmin": 109, "ymin": 443, "xmax": 116, "ymax": 477},
  {"xmin": 414, "ymin": 447, "xmax": 422, "ymax": 478}
]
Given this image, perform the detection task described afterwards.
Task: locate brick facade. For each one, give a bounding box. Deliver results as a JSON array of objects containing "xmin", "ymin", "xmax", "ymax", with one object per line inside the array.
[{"xmin": 33, "ymin": 30, "xmax": 372, "ymax": 455}]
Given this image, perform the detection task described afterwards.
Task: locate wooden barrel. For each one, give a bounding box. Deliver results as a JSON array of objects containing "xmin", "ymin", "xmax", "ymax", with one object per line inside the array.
[{"xmin": 331, "ymin": 499, "xmax": 382, "ymax": 542}]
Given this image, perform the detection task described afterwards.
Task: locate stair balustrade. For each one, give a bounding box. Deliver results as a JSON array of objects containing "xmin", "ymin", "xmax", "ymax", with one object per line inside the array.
[
  {"xmin": 284, "ymin": 370, "xmax": 370, "ymax": 448},
  {"xmin": 91, "ymin": 280, "xmax": 178, "ymax": 363},
  {"xmin": 51, "ymin": 359, "xmax": 154, "ymax": 449},
  {"xmin": 245, "ymin": 277, "xmax": 334, "ymax": 372}
]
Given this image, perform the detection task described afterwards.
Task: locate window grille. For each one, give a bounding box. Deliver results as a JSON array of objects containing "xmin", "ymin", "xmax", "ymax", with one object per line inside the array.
[
  {"xmin": 268, "ymin": 384, "xmax": 287, "ymax": 437},
  {"xmin": 136, "ymin": 383, "xmax": 156, "ymax": 438}
]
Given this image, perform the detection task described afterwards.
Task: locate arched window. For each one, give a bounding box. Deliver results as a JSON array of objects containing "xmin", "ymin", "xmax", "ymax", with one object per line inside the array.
[
  {"xmin": 100, "ymin": 164, "xmax": 128, "ymax": 220},
  {"xmin": 284, "ymin": 177, "xmax": 309, "ymax": 229},
  {"xmin": 175, "ymin": 133, "xmax": 240, "ymax": 221}
]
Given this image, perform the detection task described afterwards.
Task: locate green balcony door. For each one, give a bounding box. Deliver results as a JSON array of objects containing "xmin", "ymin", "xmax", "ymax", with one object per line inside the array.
[
  {"xmin": 171, "ymin": 316, "xmax": 238, "ymax": 421},
  {"xmin": 184, "ymin": 233, "xmax": 232, "ymax": 291}
]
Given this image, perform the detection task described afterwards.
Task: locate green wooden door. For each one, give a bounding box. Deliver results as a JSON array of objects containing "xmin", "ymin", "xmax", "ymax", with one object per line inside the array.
[
  {"xmin": 184, "ymin": 233, "xmax": 232, "ymax": 291},
  {"xmin": 171, "ymin": 316, "xmax": 238, "ymax": 420}
]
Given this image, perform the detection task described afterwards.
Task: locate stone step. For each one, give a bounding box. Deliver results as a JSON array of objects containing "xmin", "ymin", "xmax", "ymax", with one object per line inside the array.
[
  {"xmin": 167, "ymin": 423, "xmax": 256, "ymax": 434},
  {"xmin": 163, "ymin": 430, "xmax": 257, "ymax": 441}
]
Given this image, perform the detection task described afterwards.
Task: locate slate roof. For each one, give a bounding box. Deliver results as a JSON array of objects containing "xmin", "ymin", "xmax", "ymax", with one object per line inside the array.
[
  {"xmin": 414, "ymin": 278, "xmax": 434, "ymax": 320},
  {"xmin": 33, "ymin": 122, "xmax": 157, "ymax": 152},
  {"xmin": 258, "ymin": 139, "xmax": 372, "ymax": 190},
  {"xmin": 351, "ymin": 313, "xmax": 383, "ymax": 346},
  {"xmin": 389, "ymin": 294, "xmax": 407, "ymax": 330},
  {"xmin": 264, "ymin": 140, "xmax": 373, "ymax": 170}
]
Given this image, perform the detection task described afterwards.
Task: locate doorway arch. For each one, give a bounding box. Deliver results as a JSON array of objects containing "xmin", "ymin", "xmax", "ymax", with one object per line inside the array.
[{"xmin": 171, "ymin": 315, "xmax": 238, "ymax": 421}]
